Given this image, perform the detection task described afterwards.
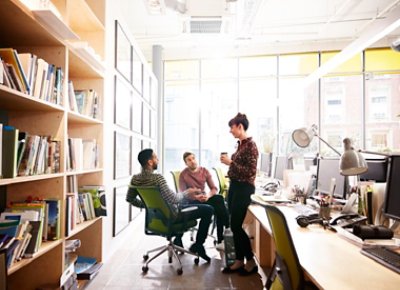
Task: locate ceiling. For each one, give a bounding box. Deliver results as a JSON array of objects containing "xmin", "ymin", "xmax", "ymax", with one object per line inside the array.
[{"xmin": 123, "ymin": 0, "xmax": 400, "ymax": 61}]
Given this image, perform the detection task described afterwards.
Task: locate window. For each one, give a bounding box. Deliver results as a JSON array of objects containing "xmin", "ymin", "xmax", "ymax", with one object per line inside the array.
[{"xmin": 321, "ymin": 75, "xmax": 363, "ymax": 155}]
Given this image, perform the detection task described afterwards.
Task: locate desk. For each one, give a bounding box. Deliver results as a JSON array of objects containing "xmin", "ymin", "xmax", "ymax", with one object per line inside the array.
[{"xmin": 247, "ymin": 203, "xmax": 400, "ymax": 290}]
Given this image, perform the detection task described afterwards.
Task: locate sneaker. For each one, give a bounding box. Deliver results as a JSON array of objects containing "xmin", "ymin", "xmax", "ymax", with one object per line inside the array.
[{"xmin": 215, "ymin": 242, "xmax": 225, "ymax": 251}]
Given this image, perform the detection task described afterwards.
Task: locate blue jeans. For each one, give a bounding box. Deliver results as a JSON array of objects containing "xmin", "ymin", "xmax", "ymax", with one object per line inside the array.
[{"xmin": 177, "ymin": 203, "xmax": 214, "ymax": 245}]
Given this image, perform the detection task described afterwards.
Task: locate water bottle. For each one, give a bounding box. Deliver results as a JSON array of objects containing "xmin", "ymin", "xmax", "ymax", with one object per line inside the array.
[{"xmin": 223, "ymin": 228, "xmax": 236, "ymax": 267}]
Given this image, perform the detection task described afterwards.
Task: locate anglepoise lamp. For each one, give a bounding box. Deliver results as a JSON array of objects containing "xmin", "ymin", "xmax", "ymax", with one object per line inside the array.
[{"xmin": 292, "ymin": 124, "xmax": 368, "ymax": 176}]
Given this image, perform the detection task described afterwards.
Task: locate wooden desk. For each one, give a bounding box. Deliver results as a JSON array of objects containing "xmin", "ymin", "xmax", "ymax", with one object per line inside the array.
[{"xmin": 247, "ymin": 204, "xmax": 400, "ymax": 290}]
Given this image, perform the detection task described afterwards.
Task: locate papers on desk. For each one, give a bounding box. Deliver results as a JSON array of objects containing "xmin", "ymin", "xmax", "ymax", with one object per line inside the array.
[
  {"xmin": 335, "ymin": 227, "xmax": 400, "ymax": 249},
  {"xmin": 251, "ymin": 194, "xmax": 291, "ymax": 205}
]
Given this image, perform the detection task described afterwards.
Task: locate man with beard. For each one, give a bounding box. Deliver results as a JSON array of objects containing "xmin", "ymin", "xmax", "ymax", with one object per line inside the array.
[{"xmin": 126, "ymin": 148, "xmax": 213, "ymax": 262}]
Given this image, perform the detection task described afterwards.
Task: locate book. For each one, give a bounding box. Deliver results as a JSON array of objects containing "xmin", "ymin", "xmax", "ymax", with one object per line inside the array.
[
  {"xmin": 74, "ymin": 256, "xmax": 97, "ymax": 274},
  {"xmin": 0, "ymin": 220, "xmax": 19, "ymax": 238},
  {"xmin": 44, "ymin": 199, "xmax": 61, "ymax": 240},
  {"xmin": 17, "ymin": 52, "xmax": 34, "ymax": 95},
  {"xmin": 0, "ymin": 48, "xmax": 28, "ymax": 93},
  {"xmin": 76, "ymin": 262, "xmax": 102, "ymax": 280},
  {"xmin": 23, "ymin": 220, "xmax": 42, "ymax": 257},
  {"xmin": 79, "ymin": 186, "xmax": 107, "ymax": 217},
  {"xmin": 0, "ymin": 60, "xmax": 12, "ymax": 88},
  {"xmin": 68, "ymin": 81, "xmax": 78, "ymax": 112},
  {"xmin": 5, "ymin": 63, "xmax": 24, "ymax": 92},
  {"xmin": 11, "ymin": 202, "xmax": 45, "ymax": 256},
  {"xmin": 0, "ymin": 234, "xmax": 8, "ymax": 248},
  {"xmin": 6, "ymin": 238, "xmax": 21, "ymax": 267},
  {"xmin": 16, "ymin": 131, "xmax": 28, "ymax": 171},
  {"xmin": 2, "ymin": 125, "xmax": 19, "ymax": 178},
  {"xmin": 32, "ymin": 58, "xmax": 48, "ymax": 98}
]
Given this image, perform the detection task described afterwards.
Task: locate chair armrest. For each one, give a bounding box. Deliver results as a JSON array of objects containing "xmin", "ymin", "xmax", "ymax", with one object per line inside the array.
[{"xmin": 181, "ymin": 206, "xmax": 198, "ymax": 213}]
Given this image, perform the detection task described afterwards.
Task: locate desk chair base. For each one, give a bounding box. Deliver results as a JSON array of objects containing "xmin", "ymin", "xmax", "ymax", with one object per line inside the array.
[{"xmin": 142, "ymin": 240, "xmax": 200, "ymax": 275}]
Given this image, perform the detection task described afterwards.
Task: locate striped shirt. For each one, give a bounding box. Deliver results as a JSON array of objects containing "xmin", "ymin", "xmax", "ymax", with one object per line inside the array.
[{"xmin": 126, "ymin": 168, "xmax": 186, "ymax": 215}]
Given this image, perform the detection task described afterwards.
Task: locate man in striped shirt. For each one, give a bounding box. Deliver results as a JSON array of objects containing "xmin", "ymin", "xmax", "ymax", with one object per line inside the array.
[{"xmin": 126, "ymin": 148, "xmax": 214, "ymax": 262}]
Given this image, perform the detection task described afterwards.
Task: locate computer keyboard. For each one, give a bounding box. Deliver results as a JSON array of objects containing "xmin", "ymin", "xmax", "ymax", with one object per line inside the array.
[
  {"xmin": 293, "ymin": 204, "xmax": 318, "ymax": 216},
  {"xmin": 361, "ymin": 246, "xmax": 400, "ymax": 274}
]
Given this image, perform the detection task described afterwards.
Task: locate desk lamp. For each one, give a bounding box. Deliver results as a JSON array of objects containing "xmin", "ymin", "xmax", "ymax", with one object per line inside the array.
[
  {"xmin": 339, "ymin": 138, "xmax": 368, "ymax": 176},
  {"xmin": 292, "ymin": 124, "xmax": 341, "ymax": 156},
  {"xmin": 292, "ymin": 124, "xmax": 368, "ymax": 176}
]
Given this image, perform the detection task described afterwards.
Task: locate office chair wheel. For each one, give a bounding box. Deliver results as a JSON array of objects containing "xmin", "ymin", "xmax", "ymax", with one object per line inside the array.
[
  {"xmin": 194, "ymin": 257, "xmax": 199, "ymax": 265},
  {"xmin": 142, "ymin": 266, "xmax": 149, "ymax": 273},
  {"xmin": 143, "ymin": 254, "xmax": 149, "ymax": 261},
  {"xmin": 168, "ymin": 257, "xmax": 173, "ymax": 263},
  {"xmin": 177, "ymin": 268, "xmax": 183, "ymax": 275}
]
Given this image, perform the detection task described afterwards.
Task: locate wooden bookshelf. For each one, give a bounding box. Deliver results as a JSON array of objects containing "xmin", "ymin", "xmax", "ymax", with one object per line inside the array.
[{"xmin": 0, "ymin": 0, "xmax": 105, "ymax": 289}]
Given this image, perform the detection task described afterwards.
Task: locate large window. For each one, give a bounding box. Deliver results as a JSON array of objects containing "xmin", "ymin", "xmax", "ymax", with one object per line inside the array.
[
  {"xmin": 163, "ymin": 49, "xmax": 400, "ymax": 174},
  {"xmin": 365, "ymin": 49, "xmax": 400, "ymax": 153}
]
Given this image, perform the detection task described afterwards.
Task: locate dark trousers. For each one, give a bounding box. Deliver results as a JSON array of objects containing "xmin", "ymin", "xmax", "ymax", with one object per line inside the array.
[
  {"xmin": 178, "ymin": 203, "xmax": 214, "ymax": 245},
  {"xmin": 227, "ymin": 180, "xmax": 254, "ymax": 261},
  {"xmin": 185, "ymin": 195, "xmax": 230, "ymax": 242}
]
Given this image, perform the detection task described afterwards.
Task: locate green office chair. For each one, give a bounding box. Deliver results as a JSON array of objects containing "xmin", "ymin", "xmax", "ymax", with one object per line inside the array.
[
  {"xmin": 132, "ymin": 186, "xmax": 200, "ymax": 275},
  {"xmin": 213, "ymin": 167, "xmax": 229, "ymax": 199},
  {"xmin": 263, "ymin": 204, "xmax": 317, "ymax": 290}
]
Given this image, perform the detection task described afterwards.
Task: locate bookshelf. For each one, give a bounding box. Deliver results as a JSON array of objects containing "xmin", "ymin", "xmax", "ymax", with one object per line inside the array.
[{"xmin": 0, "ymin": 0, "xmax": 105, "ymax": 289}]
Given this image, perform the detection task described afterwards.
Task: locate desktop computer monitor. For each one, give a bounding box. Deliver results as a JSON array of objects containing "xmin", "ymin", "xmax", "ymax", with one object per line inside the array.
[
  {"xmin": 316, "ymin": 158, "xmax": 347, "ymax": 199},
  {"xmin": 273, "ymin": 156, "xmax": 287, "ymax": 181},
  {"xmin": 383, "ymin": 155, "xmax": 400, "ymax": 221},
  {"xmin": 259, "ymin": 152, "xmax": 272, "ymax": 176},
  {"xmin": 359, "ymin": 158, "xmax": 388, "ymax": 183}
]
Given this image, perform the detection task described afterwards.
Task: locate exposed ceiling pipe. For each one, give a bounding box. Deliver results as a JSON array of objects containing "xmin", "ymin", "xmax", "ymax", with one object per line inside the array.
[
  {"xmin": 304, "ymin": 3, "xmax": 400, "ymax": 87},
  {"xmin": 318, "ymin": 0, "xmax": 354, "ymax": 35},
  {"xmin": 354, "ymin": 0, "xmax": 400, "ymax": 35}
]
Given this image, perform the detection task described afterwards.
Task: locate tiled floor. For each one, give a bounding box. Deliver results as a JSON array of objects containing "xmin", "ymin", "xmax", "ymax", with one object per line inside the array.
[{"xmin": 86, "ymin": 213, "xmax": 266, "ymax": 290}]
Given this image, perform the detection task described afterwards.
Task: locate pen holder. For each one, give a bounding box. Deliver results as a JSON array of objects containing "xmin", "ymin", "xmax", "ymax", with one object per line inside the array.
[{"xmin": 319, "ymin": 205, "xmax": 331, "ymax": 220}]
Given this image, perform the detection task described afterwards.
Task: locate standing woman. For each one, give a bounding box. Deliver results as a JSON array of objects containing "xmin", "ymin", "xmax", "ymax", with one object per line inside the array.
[{"xmin": 220, "ymin": 113, "xmax": 259, "ymax": 275}]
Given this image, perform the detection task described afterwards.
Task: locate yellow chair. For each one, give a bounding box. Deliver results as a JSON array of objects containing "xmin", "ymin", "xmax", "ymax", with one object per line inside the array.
[
  {"xmin": 132, "ymin": 185, "xmax": 200, "ymax": 275},
  {"xmin": 170, "ymin": 170, "xmax": 181, "ymax": 192},
  {"xmin": 213, "ymin": 167, "xmax": 229, "ymax": 199},
  {"xmin": 263, "ymin": 204, "xmax": 317, "ymax": 290}
]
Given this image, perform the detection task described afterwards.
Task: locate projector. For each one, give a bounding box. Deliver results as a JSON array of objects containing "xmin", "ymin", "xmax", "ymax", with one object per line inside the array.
[{"xmin": 391, "ymin": 37, "xmax": 400, "ymax": 52}]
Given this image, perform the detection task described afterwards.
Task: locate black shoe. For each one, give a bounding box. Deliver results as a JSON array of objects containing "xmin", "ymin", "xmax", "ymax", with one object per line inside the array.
[
  {"xmin": 221, "ymin": 266, "xmax": 242, "ymax": 274},
  {"xmin": 189, "ymin": 243, "xmax": 211, "ymax": 263},
  {"xmin": 238, "ymin": 265, "xmax": 258, "ymax": 276}
]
